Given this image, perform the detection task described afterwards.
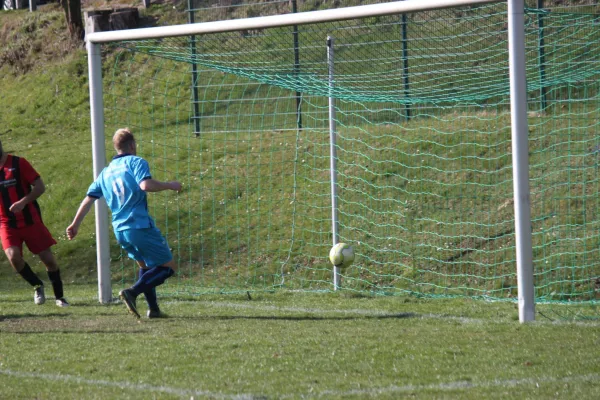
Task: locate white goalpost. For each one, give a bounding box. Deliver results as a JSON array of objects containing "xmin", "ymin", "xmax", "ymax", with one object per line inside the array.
[
  {"xmin": 85, "ymin": 0, "xmax": 535, "ymax": 322},
  {"xmin": 506, "ymin": 0, "xmax": 535, "ymax": 322}
]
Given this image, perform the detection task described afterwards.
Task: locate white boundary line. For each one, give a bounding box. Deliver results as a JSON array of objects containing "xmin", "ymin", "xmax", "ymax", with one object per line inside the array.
[
  {"xmin": 0, "ymin": 368, "xmax": 597, "ymax": 398},
  {"xmin": 0, "ymin": 369, "xmax": 248, "ymax": 399}
]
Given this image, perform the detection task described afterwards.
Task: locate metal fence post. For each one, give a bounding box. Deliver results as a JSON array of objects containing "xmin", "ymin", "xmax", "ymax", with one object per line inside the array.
[
  {"xmin": 291, "ymin": 0, "xmax": 302, "ymax": 130},
  {"xmin": 537, "ymin": 0, "xmax": 548, "ymax": 111},
  {"xmin": 188, "ymin": 0, "xmax": 201, "ymax": 136},
  {"xmin": 401, "ymin": 13, "xmax": 411, "ymax": 120}
]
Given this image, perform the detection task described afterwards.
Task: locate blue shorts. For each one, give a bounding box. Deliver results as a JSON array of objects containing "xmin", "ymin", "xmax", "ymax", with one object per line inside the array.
[{"xmin": 114, "ymin": 227, "xmax": 173, "ymax": 268}]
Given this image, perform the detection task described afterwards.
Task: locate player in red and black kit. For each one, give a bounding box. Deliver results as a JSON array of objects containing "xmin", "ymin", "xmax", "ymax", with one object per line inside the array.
[{"xmin": 0, "ymin": 140, "xmax": 68, "ymax": 306}]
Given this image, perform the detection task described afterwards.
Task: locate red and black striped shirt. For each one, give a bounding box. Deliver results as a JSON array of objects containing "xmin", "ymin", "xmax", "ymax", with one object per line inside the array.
[{"xmin": 0, "ymin": 155, "xmax": 43, "ymax": 229}]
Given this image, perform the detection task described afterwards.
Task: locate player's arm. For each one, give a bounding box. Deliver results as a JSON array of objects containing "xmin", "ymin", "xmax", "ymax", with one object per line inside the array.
[
  {"xmin": 66, "ymin": 196, "xmax": 97, "ymax": 240},
  {"xmin": 9, "ymin": 177, "xmax": 45, "ymax": 213},
  {"xmin": 139, "ymin": 178, "xmax": 182, "ymax": 193},
  {"xmin": 132, "ymin": 158, "xmax": 182, "ymax": 193}
]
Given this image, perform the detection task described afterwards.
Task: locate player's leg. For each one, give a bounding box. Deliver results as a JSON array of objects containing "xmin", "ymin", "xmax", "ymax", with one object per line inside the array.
[
  {"xmin": 114, "ymin": 231, "xmax": 143, "ymax": 318},
  {"xmin": 25, "ymin": 223, "xmax": 67, "ymax": 307},
  {"xmin": 134, "ymin": 260, "xmax": 160, "ymax": 318},
  {"xmin": 129, "ymin": 261, "xmax": 175, "ymax": 298},
  {"xmin": 118, "ymin": 227, "xmax": 175, "ymax": 318},
  {"xmin": 1, "ymin": 227, "xmax": 45, "ymax": 304},
  {"xmin": 128, "ymin": 240, "xmax": 175, "ymax": 297},
  {"xmin": 37, "ymin": 249, "xmax": 68, "ymax": 307},
  {"xmin": 5, "ymin": 247, "xmax": 46, "ymax": 304}
]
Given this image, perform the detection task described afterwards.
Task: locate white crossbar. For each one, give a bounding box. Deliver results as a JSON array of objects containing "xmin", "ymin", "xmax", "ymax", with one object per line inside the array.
[{"xmin": 87, "ymin": 0, "xmax": 503, "ymax": 43}]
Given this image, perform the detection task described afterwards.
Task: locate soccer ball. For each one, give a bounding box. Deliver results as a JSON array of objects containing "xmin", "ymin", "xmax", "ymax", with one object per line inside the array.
[{"xmin": 329, "ymin": 243, "xmax": 355, "ymax": 269}]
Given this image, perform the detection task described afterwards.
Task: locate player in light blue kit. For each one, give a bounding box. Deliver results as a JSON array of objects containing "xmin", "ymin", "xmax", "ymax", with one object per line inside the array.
[{"xmin": 67, "ymin": 128, "xmax": 182, "ymax": 318}]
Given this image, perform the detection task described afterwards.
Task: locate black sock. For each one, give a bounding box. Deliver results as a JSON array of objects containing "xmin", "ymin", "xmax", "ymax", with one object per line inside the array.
[
  {"xmin": 47, "ymin": 269, "xmax": 64, "ymax": 299},
  {"xmin": 131, "ymin": 266, "xmax": 174, "ymax": 296},
  {"xmin": 18, "ymin": 263, "xmax": 44, "ymax": 287},
  {"xmin": 139, "ymin": 268, "xmax": 159, "ymax": 311}
]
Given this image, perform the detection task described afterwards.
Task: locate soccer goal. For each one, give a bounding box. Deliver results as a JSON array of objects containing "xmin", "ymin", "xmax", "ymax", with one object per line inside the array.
[{"xmin": 86, "ymin": 0, "xmax": 600, "ymax": 322}]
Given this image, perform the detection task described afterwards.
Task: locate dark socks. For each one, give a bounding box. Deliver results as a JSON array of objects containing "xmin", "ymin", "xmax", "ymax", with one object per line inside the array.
[
  {"xmin": 131, "ymin": 266, "xmax": 174, "ymax": 297},
  {"xmin": 138, "ymin": 268, "xmax": 159, "ymax": 311},
  {"xmin": 47, "ymin": 269, "xmax": 64, "ymax": 299},
  {"xmin": 18, "ymin": 263, "xmax": 44, "ymax": 287}
]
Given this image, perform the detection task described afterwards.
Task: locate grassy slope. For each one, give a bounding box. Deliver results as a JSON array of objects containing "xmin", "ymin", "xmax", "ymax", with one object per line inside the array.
[
  {"xmin": 0, "ymin": 0, "xmax": 597, "ymax": 288},
  {"xmin": 0, "ymin": 0, "xmax": 307, "ymax": 280},
  {"xmin": 0, "ymin": 7, "xmax": 91, "ymax": 280},
  {"xmin": 0, "ymin": 3, "xmax": 188, "ymax": 281}
]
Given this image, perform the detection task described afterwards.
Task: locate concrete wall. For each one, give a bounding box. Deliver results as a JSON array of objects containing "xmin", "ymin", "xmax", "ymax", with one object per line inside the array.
[{"xmin": 84, "ymin": 7, "xmax": 139, "ymax": 36}]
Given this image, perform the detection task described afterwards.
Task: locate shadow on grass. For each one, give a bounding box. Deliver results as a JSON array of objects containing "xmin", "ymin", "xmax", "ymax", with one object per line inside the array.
[
  {"xmin": 171, "ymin": 312, "xmax": 418, "ymax": 321},
  {"xmin": 66, "ymin": 302, "xmax": 123, "ymax": 308},
  {"xmin": 10, "ymin": 329, "xmax": 149, "ymax": 335},
  {"xmin": 0, "ymin": 298, "xmax": 40, "ymax": 304},
  {"xmin": 0, "ymin": 313, "xmax": 71, "ymax": 321}
]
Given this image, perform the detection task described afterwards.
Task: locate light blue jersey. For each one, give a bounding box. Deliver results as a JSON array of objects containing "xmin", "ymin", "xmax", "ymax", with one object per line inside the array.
[{"xmin": 87, "ymin": 154, "xmax": 154, "ymax": 232}]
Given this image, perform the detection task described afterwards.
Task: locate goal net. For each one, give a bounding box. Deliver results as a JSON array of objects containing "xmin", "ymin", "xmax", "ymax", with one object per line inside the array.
[{"xmin": 88, "ymin": 1, "xmax": 600, "ymax": 310}]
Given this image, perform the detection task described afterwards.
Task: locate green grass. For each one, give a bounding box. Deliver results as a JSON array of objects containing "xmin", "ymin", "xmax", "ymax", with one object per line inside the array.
[{"xmin": 1, "ymin": 285, "xmax": 600, "ymax": 399}]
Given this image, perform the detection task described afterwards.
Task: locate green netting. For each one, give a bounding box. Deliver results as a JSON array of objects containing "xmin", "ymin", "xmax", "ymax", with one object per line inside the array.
[{"xmin": 100, "ymin": 3, "xmax": 600, "ymax": 312}]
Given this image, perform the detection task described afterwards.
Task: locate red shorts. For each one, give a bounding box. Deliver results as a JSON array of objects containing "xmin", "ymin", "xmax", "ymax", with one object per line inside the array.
[{"xmin": 0, "ymin": 223, "xmax": 57, "ymax": 255}]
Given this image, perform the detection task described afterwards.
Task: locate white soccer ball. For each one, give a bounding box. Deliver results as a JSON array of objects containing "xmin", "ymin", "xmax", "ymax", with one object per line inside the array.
[{"xmin": 329, "ymin": 243, "xmax": 355, "ymax": 269}]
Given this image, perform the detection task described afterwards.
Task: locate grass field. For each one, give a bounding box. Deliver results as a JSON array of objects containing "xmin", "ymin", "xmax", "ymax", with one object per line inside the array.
[{"xmin": 1, "ymin": 284, "xmax": 600, "ymax": 399}]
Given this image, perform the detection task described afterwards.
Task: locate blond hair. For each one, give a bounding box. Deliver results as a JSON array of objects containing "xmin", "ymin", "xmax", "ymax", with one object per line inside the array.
[{"xmin": 113, "ymin": 128, "xmax": 135, "ymax": 152}]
